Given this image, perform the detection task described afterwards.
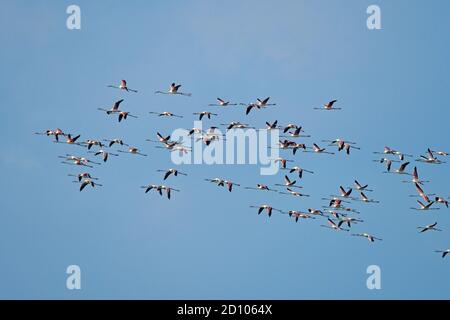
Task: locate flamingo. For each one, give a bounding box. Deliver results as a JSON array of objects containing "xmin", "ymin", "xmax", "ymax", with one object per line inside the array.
[
  {"xmin": 224, "ymin": 180, "xmax": 240, "ymax": 192},
  {"xmin": 284, "ymin": 166, "xmax": 314, "ymax": 178},
  {"xmin": 208, "ymin": 98, "xmax": 238, "ymax": 107},
  {"xmin": 34, "ymin": 128, "xmax": 65, "ymax": 142},
  {"xmin": 410, "ymin": 200, "xmax": 439, "ymax": 211},
  {"xmin": 278, "ymin": 188, "xmax": 310, "ymax": 197},
  {"xmin": 416, "ymin": 148, "xmax": 445, "ymax": 164},
  {"xmin": 160, "ymin": 185, "xmax": 180, "ymax": 200},
  {"xmin": 276, "ymin": 139, "xmax": 296, "ymax": 150},
  {"xmin": 308, "ymin": 208, "xmax": 326, "ymax": 217},
  {"xmin": 290, "ymin": 143, "xmax": 307, "ymax": 155},
  {"xmin": 323, "ymin": 138, "xmax": 357, "ymax": 146},
  {"xmin": 337, "ymin": 217, "xmax": 363, "ymax": 228},
  {"xmin": 321, "ymin": 218, "xmax": 349, "ymax": 232},
  {"xmin": 118, "ymin": 111, "xmax": 138, "ymax": 122},
  {"xmin": 103, "ymin": 139, "xmax": 129, "ymax": 148},
  {"xmin": 304, "ymin": 143, "xmax": 335, "ymax": 155},
  {"xmin": 417, "ymin": 222, "xmax": 442, "ymax": 233},
  {"xmin": 83, "ymin": 139, "xmax": 105, "ymax": 150},
  {"xmin": 250, "ymin": 205, "xmax": 282, "ymax": 217},
  {"xmin": 414, "ymin": 183, "xmax": 431, "ymax": 203},
  {"xmin": 155, "ymin": 141, "xmax": 190, "ymax": 153},
  {"xmin": 73, "ymin": 178, "xmax": 102, "ymax": 192},
  {"xmin": 117, "ymin": 147, "xmax": 147, "ymax": 156},
  {"xmin": 157, "ymin": 168, "xmax": 187, "ymax": 180},
  {"xmin": 351, "ymin": 233, "xmax": 382, "ymax": 242},
  {"xmin": 402, "ymin": 167, "xmax": 429, "ymax": 184},
  {"xmin": 339, "ymin": 186, "xmax": 353, "ymax": 198},
  {"xmin": 61, "ymin": 158, "xmax": 93, "ymax": 168},
  {"xmin": 275, "ymin": 175, "xmax": 303, "ymax": 189},
  {"xmin": 265, "ymin": 120, "xmax": 281, "ymax": 130},
  {"xmin": 141, "ymin": 184, "xmax": 179, "ymax": 199},
  {"xmin": 374, "ymin": 157, "xmax": 399, "ymax": 172},
  {"xmin": 193, "ymin": 111, "xmax": 218, "ymax": 120},
  {"xmin": 286, "ymin": 211, "xmax": 315, "ymax": 222},
  {"xmin": 98, "ymin": 99, "xmax": 124, "ymax": 114},
  {"xmin": 314, "ymin": 99, "xmax": 341, "ymax": 110},
  {"xmin": 384, "ymin": 162, "xmax": 410, "ymax": 174},
  {"xmin": 374, "ymin": 146, "xmax": 411, "ymax": 160},
  {"xmin": 435, "ymin": 197, "xmax": 449, "ymax": 208},
  {"xmin": 221, "ymin": 121, "xmax": 254, "ymax": 130},
  {"xmin": 280, "ymin": 127, "xmax": 310, "ymax": 138},
  {"xmin": 272, "ymin": 157, "xmax": 293, "ymax": 169},
  {"xmin": 245, "ymin": 184, "xmax": 278, "ymax": 192},
  {"xmin": 328, "ymin": 198, "xmax": 345, "ymax": 208},
  {"xmin": 430, "ymin": 150, "xmax": 449, "ymax": 156},
  {"xmin": 434, "ymin": 249, "xmax": 450, "ymax": 258},
  {"xmin": 155, "ymin": 83, "xmax": 191, "ymax": 96},
  {"xmin": 283, "ymin": 124, "xmax": 300, "ymax": 134},
  {"xmin": 155, "ymin": 132, "xmax": 172, "ymax": 144},
  {"xmin": 354, "ymin": 192, "xmax": 379, "ymax": 204},
  {"xmin": 54, "ymin": 134, "xmax": 82, "ymax": 145},
  {"xmin": 351, "ymin": 180, "xmax": 373, "ymax": 192},
  {"xmin": 149, "ymin": 111, "xmax": 183, "ymax": 118},
  {"xmin": 68, "ymin": 173, "xmax": 98, "ymax": 182},
  {"xmin": 141, "ymin": 184, "xmax": 162, "ymax": 194},
  {"xmin": 342, "ymin": 143, "xmax": 360, "ymax": 155},
  {"xmin": 90, "ymin": 149, "xmax": 119, "ymax": 162},
  {"xmin": 107, "ymin": 80, "xmax": 137, "ymax": 93},
  {"xmin": 244, "ymin": 97, "xmax": 276, "ymax": 115},
  {"xmin": 205, "ymin": 178, "xmax": 226, "ymax": 187},
  {"xmin": 59, "ymin": 155, "xmax": 100, "ymax": 166}
]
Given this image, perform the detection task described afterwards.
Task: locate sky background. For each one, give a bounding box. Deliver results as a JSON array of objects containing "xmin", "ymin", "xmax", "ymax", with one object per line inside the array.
[{"xmin": 0, "ymin": 0, "xmax": 449, "ymax": 299}]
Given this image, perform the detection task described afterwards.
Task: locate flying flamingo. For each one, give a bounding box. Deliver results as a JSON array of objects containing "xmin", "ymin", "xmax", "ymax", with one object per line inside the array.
[
  {"xmin": 304, "ymin": 143, "xmax": 335, "ymax": 155},
  {"xmin": 68, "ymin": 173, "xmax": 98, "ymax": 182},
  {"xmin": 351, "ymin": 233, "xmax": 382, "ymax": 242},
  {"xmin": 149, "ymin": 111, "xmax": 183, "ymax": 118},
  {"xmin": 103, "ymin": 139, "xmax": 129, "ymax": 148},
  {"xmin": 434, "ymin": 249, "xmax": 450, "ymax": 258},
  {"xmin": 284, "ymin": 166, "xmax": 314, "ymax": 178},
  {"xmin": 245, "ymin": 184, "xmax": 278, "ymax": 192},
  {"xmin": 155, "ymin": 83, "xmax": 191, "ymax": 96},
  {"xmin": 278, "ymin": 188, "xmax": 310, "ymax": 197},
  {"xmin": 157, "ymin": 168, "xmax": 187, "ymax": 180},
  {"xmin": 73, "ymin": 178, "xmax": 102, "ymax": 191},
  {"xmin": 417, "ymin": 222, "xmax": 442, "ymax": 233},
  {"xmin": 286, "ymin": 211, "xmax": 315, "ymax": 222},
  {"xmin": 117, "ymin": 147, "xmax": 147, "ymax": 156},
  {"xmin": 275, "ymin": 175, "xmax": 303, "ymax": 189},
  {"xmin": 350, "ymin": 180, "xmax": 373, "ymax": 192},
  {"xmin": 98, "ymin": 99, "xmax": 124, "ymax": 114},
  {"xmin": 250, "ymin": 205, "xmax": 282, "ymax": 218},
  {"xmin": 193, "ymin": 111, "xmax": 218, "ymax": 120},
  {"xmin": 314, "ymin": 99, "xmax": 341, "ymax": 111},
  {"xmin": 435, "ymin": 197, "xmax": 449, "ymax": 208},
  {"xmin": 208, "ymin": 98, "xmax": 238, "ymax": 107},
  {"xmin": 89, "ymin": 149, "xmax": 119, "ymax": 162},
  {"xmin": 402, "ymin": 167, "xmax": 429, "ymax": 184},
  {"xmin": 321, "ymin": 218, "xmax": 349, "ymax": 232},
  {"xmin": 107, "ymin": 80, "xmax": 138, "ymax": 93},
  {"xmin": 34, "ymin": 128, "xmax": 65, "ymax": 142},
  {"xmin": 410, "ymin": 200, "xmax": 439, "ymax": 211}
]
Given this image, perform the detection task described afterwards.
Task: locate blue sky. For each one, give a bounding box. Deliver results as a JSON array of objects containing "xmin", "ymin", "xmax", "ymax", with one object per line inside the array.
[{"xmin": 0, "ymin": 0, "xmax": 449, "ymax": 299}]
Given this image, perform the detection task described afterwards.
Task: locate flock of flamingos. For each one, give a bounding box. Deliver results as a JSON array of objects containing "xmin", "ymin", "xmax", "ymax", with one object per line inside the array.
[{"xmin": 35, "ymin": 80, "xmax": 449, "ymax": 258}]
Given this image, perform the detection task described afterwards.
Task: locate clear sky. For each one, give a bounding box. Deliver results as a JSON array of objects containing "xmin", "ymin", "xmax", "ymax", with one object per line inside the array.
[{"xmin": 0, "ymin": 0, "xmax": 449, "ymax": 299}]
